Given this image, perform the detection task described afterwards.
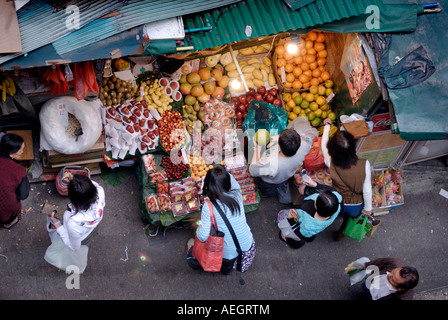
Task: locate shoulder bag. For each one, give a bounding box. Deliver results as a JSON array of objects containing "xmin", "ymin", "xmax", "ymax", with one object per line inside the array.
[
  {"xmin": 192, "ymin": 201, "xmax": 225, "ymax": 272},
  {"xmin": 213, "ymin": 203, "xmax": 256, "ymax": 273}
]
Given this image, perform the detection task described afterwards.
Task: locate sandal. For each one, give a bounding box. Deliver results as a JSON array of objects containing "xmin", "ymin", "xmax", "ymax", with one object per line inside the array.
[{"xmin": 3, "ymin": 216, "xmax": 19, "ymax": 229}]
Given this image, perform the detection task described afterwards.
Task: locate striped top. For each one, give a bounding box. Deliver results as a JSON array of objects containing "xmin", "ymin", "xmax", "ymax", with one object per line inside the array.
[{"xmin": 196, "ymin": 174, "xmax": 253, "ymax": 260}]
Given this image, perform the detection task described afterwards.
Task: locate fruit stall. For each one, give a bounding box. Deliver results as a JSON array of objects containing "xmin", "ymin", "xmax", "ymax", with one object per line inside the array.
[
  {"xmin": 0, "ymin": 28, "xmax": 398, "ymax": 225},
  {"xmin": 2, "ymin": 1, "xmax": 445, "ymax": 228}
]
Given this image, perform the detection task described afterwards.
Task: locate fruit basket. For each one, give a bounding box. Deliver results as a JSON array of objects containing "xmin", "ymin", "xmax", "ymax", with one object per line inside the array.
[
  {"xmin": 371, "ymin": 167, "xmax": 404, "ymax": 214},
  {"xmin": 272, "ymin": 32, "xmax": 335, "ymax": 94}
]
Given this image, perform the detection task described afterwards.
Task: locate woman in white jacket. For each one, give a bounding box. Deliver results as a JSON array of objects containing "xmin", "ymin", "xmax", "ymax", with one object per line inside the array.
[{"xmin": 45, "ymin": 173, "xmax": 105, "ymax": 273}]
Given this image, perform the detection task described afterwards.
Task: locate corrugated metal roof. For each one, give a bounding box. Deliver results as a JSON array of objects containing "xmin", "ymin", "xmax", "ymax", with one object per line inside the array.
[
  {"xmin": 0, "ymin": 0, "xmax": 125, "ymax": 65},
  {"xmin": 52, "ymin": 0, "xmax": 244, "ymax": 55},
  {"xmin": 183, "ymin": 0, "xmax": 385, "ymax": 51}
]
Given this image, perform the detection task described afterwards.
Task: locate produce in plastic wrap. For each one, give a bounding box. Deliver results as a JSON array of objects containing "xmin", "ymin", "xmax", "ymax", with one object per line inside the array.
[{"xmin": 145, "ymin": 194, "xmax": 160, "ymax": 214}]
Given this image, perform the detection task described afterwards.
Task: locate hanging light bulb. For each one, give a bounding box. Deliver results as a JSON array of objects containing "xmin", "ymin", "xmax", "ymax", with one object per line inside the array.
[
  {"xmin": 286, "ymin": 33, "xmax": 300, "ymax": 55},
  {"xmin": 230, "ymin": 79, "xmax": 241, "ymax": 90}
]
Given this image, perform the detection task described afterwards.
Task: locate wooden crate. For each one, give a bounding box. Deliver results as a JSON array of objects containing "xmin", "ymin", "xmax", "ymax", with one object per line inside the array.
[{"xmin": 44, "ymin": 135, "xmax": 105, "ymax": 168}]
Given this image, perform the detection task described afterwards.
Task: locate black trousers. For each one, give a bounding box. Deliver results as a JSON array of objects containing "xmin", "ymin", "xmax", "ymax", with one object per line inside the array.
[{"xmin": 186, "ymin": 246, "xmax": 236, "ymax": 275}]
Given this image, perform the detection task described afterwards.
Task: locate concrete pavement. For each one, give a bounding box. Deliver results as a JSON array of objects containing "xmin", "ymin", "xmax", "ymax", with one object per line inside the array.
[{"xmin": 1, "ymin": 157, "xmax": 447, "ymax": 302}]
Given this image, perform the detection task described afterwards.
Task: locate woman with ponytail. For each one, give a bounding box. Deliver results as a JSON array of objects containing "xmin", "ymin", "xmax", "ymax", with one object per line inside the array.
[
  {"xmin": 45, "ymin": 173, "xmax": 105, "ymax": 273},
  {"xmin": 187, "ymin": 166, "xmax": 254, "ymax": 275}
]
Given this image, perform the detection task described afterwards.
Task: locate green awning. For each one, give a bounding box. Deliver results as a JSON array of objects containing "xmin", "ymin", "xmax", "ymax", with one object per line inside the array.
[{"xmin": 183, "ymin": 0, "xmax": 419, "ymax": 51}]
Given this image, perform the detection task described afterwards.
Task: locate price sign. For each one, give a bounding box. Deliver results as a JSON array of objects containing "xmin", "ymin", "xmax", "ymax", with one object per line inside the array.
[{"xmin": 58, "ymin": 103, "xmax": 69, "ymax": 126}]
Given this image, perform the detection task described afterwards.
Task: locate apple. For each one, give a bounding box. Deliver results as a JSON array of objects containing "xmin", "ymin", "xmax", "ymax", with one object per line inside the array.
[
  {"xmin": 265, "ymin": 94, "xmax": 274, "ymax": 103},
  {"xmin": 295, "ymin": 174, "xmax": 303, "ymax": 185},
  {"xmin": 247, "ymin": 88, "xmax": 256, "ymax": 96},
  {"xmin": 257, "ymin": 86, "xmax": 266, "ymax": 95},
  {"xmin": 247, "ymin": 96, "xmax": 254, "ymax": 104},
  {"xmin": 239, "ymin": 95, "xmax": 247, "ymax": 104},
  {"xmin": 236, "ymin": 111, "xmax": 243, "ymax": 120},
  {"xmin": 233, "ymin": 99, "xmax": 241, "ymax": 107},
  {"xmin": 269, "ymin": 88, "xmax": 278, "ymax": 97},
  {"xmin": 254, "ymin": 93, "xmax": 263, "ymax": 101},
  {"xmin": 238, "ymin": 104, "xmax": 246, "ymax": 113},
  {"xmin": 272, "ymin": 98, "xmax": 282, "ymax": 106}
]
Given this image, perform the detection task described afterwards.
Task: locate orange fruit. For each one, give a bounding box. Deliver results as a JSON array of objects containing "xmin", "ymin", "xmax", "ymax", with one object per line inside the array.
[
  {"xmin": 305, "ymin": 93, "xmax": 315, "ymax": 102},
  {"xmin": 314, "ymin": 42, "xmax": 325, "ymax": 52},
  {"xmin": 293, "ymin": 66, "xmax": 303, "ymax": 77},
  {"xmin": 283, "ymin": 51, "xmax": 294, "ymax": 61},
  {"xmin": 292, "ymin": 80, "xmax": 303, "ymax": 90},
  {"xmin": 309, "ymin": 102, "xmax": 319, "ymax": 111},
  {"xmin": 302, "ymin": 82, "xmax": 311, "ymax": 89},
  {"xmin": 287, "ymin": 99, "xmax": 296, "ymax": 109},
  {"xmin": 293, "ymin": 56, "xmax": 303, "ymax": 65},
  {"xmin": 305, "ymin": 40, "xmax": 314, "ymax": 49},
  {"xmin": 304, "ymin": 54, "xmax": 316, "ymax": 64},
  {"xmin": 286, "ymin": 73, "xmax": 295, "ymax": 83},
  {"xmin": 321, "ymin": 71, "xmax": 330, "ymax": 81},
  {"xmin": 307, "ymin": 31, "xmax": 318, "ymax": 41},
  {"xmin": 316, "ymin": 96, "xmax": 326, "ymax": 106},
  {"xmin": 318, "ymin": 65, "xmax": 326, "ymax": 72},
  {"xmin": 309, "ymin": 86, "xmax": 318, "ymax": 94},
  {"xmin": 300, "ymin": 62, "xmax": 310, "ymax": 71},
  {"xmin": 309, "ymin": 61, "xmax": 318, "ymax": 70},
  {"xmin": 306, "ymin": 48, "xmax": 317, "ymax": 56},
  {"xmin": 312, "ymin": 68, "xmax": 322, "ymax": 78},
  {"xmin": 320, "ymin": 103, "xmax": 330, "ymax": 111},
  {"xmin": 303, "ymin": 70, "xmax": 313, "ymax": 79},
  {"xmin": 314, "ymin": 108, "xmax": 323, "ymax": 118},
  {"xmin": 292, "ymin": 91, "xmax": 301, "ymax": 99},
  {"xmin": 317, "ymin": 57, "xmax": 326, "ymax": 66},
  {"xmin": 310, "ymin": 77, "xmax": 320, "ymax": 87},
  {"xmin": 317, "ymin": 85, "xmax": 326, "ymax": 95},
  {"xmin": 293, "ymin": 106, "xmax": 301, "ymax": 115},
  {"xmin": 284, "ymin": 81, "xmax": 292, "ymax": 88},
  {"xmin": 298, "ymin": 74, "xmax": 309, "ymax": 83},
  {"xmin": 283, "ymin": 92, "xmax": 292, "ymax": 102},
  {"xmin": 307, "ymin": 112, "xmax": 316, "ymax": 121},
  {"xmin": 277, "ymin": 58, "xmax": 286, "ymax": 68},
  {"xmin": 316, "ymin": 32, "xmax": 326, "ymax": 43},
  {"xmin": 317, "ymin": 50, "xmax": 328, "ymax": 58},
  {"xmin": 275, "ymin": 46, "xmax": 285, "ymax": 56},
  {"xmin": 285, "ymin": 63, "xmax": 295, "ymax": 73},
  {"xmin": 328, "ymin": 112, "xmax": 336, "ymax": 121}
]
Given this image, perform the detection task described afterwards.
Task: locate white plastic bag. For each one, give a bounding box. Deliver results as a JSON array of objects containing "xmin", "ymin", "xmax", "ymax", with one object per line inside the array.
[
  {"xmin": 39, "ymin": 96, "xmax": 102, "ymax": 154},
  {"xmin": 287, "ymin": 116, "xmax": 319, "ymax": 140},
  {"xmin": 345, "ymin": 257, "xmax": 370, "ymax": 286},
  {"xmin": 44, "ymin": 227, "xmax": 89, "ymax": 274}
]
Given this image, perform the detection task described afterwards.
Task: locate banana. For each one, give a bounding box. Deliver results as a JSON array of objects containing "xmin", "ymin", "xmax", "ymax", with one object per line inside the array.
[{"xmin": 5, "ymin": 77, "xmax": 15, "ymax": 96}]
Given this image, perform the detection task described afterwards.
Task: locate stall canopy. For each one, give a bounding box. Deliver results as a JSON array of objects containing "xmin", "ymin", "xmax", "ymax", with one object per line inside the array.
[
  {"xmin": 0, "ymin": 0, "xmax": 243, "ymax": 70},
  {"xmin": 183, "ymin": 0, "xmax": 419, "ymax": 51}
]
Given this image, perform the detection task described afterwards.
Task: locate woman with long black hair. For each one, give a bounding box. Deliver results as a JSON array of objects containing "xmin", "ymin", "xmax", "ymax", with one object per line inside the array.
[
  {"xmin": 45, "ymin": 173, "xmax": 105, "ymax": 273},
  {"xmin": 186, "ymin": 166, "xmax": 254, "ymax": 275},
  {"xmin": 0, "ymin": 133, "xmax": 30, "ymax": 229}
]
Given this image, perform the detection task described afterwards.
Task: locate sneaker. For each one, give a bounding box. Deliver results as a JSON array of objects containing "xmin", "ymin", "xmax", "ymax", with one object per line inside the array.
[{"xmin": 4, "ymin": 216, "xmax": 19, "ymax": 229}]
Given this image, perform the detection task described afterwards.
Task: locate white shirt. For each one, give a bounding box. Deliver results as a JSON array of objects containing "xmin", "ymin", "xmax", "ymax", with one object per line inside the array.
[
  {"xmin": 321, "ymin": 124, "xmax": 372, "ymax": 212},
  {"xmin": 56, "ymin": 181, "xmax": 105, "ymax": 251},
  {"xmin": 369, "ymin": 273, "xmax": 397, "ymax": 300}
]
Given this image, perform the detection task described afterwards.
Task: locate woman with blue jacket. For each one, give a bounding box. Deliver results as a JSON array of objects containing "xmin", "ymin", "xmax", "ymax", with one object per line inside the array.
[{"xmin": 278, "ymin": 176, "xmax": 342, "ymax": 249}]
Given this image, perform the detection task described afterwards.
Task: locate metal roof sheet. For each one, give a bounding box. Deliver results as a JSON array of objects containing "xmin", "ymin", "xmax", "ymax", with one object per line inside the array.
[
  {"xmin": 0, "ymin": 0, "xmax": 125, "ymax": 65},
  {"xmin": 52, "ymin": 0, "xmax": 243, "ymax": 55},
  {"xmin": 183, "ymin": 0, "xmax": 385, "ymax": 51}
]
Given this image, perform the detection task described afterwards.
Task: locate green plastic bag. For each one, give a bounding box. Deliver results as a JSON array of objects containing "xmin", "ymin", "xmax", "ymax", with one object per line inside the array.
[
  {"xmin": 242, "ymin": 100, "xmax": 288, "ymax": 146},
  {"xmin": 343, "ymin": 215, "xmax": 372, "ymax": 242}
]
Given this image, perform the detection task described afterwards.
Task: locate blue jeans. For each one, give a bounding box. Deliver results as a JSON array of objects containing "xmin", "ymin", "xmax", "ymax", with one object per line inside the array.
[
  {"xmin": 343, "ymin": 202, "xmax": 364, "ymax": 218},
  {"xmin": 255, "ymin": 177, "xmax": 292, "ymax": 204}
]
